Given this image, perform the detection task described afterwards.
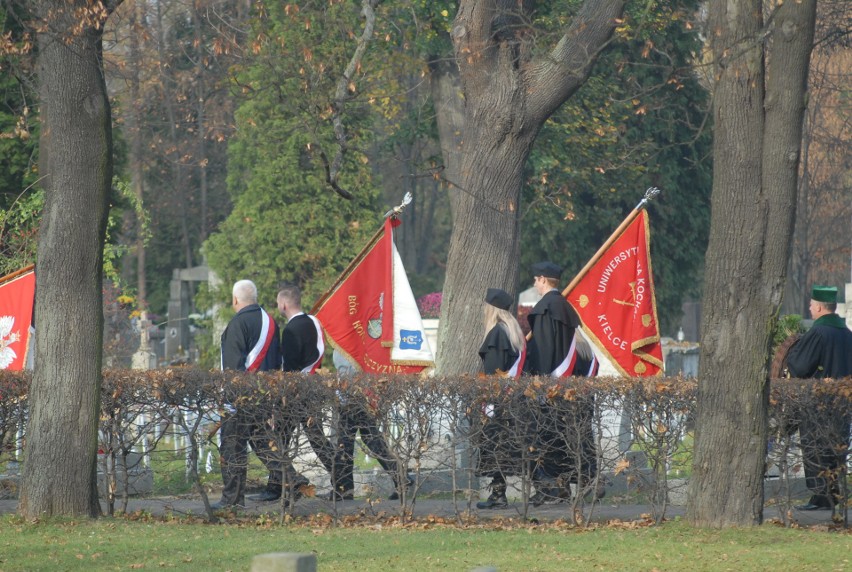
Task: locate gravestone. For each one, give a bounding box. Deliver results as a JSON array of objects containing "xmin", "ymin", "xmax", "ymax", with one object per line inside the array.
[
  {"xmin": 165, "ymin": 264, "xmax": 208, "ymax": 363},
  {"xmin": 251, "ymin": 553, "xmax": 316, "ymax": 572}
]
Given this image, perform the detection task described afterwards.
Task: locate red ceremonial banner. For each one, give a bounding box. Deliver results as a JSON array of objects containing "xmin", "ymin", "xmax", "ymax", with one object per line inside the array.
[
  {"xmin": 566, "ymin": 210, "xmax": 663, "ymax": 376},
  {"xmin": 0, "ymin": 266, "xmax": 36, "ymax": 371},
  {"xmin": 313, "ymin": 218, "xmax": 426, "ymax": 374}
]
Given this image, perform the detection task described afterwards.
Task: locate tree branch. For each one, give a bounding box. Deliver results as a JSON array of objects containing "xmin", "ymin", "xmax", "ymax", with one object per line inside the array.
[
  {"xmin": 323, "ymin": 0, "xmax": 382, "ymax": 200},
  {"xmin": 530, "ymin": 0, "xmax": 625, "ymax": 120}
]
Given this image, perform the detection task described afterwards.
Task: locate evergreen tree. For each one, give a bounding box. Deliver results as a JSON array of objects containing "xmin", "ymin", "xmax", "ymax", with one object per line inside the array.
[
  {"xmin": 203, "ymin": 1, "xmax": 382, "ymax": 313},
  {"xmin": 0, "ymin": 4, "xmax": 40, "ymax": 275}
]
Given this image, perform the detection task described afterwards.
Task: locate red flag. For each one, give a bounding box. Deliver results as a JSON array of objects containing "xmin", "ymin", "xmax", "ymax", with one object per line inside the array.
[
  {"xmin": 0, "ymin": 266, "xmax": 36, "ymax": 371},
  {"xmin": 566, "ymin": 210, "xmax": 663, "ymax": 376},
  {"xmin": 313, "ymin": 218, "xmax": 433, "ymax": 374}
]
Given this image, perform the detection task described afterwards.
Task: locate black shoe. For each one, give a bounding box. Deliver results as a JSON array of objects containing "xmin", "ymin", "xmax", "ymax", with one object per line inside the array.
[
  {"xmin": 530, "ymin": 487, "xmax": 560, "ymax": 507},
  {"xmin": 328, "ymin": 490, "xmax": 354, "ymax": 501},
  {"xmin": 248, "ymin": 490, "xmax": 281, "ymax": 502},
  {"xmin": 389, "ymin": 474, "xmax": 414, "ymax": 501},
  {"xmin": 476, "ymin": 490, "xmax": 508, "ymax": 510},
  {"xmin": 795, "ymin": 502, "xmax": 831, "ymax": 511}
]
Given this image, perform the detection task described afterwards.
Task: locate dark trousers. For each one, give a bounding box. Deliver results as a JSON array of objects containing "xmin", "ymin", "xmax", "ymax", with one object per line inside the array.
[
  {"xmin": 332, "ymin": 402, "xmax": 398, "ymax": 493},
  {"xmin": 475, "ymin": 406, "xmax": 523, "ymax": 487},
  {"xmin": 218, "ymin": 409, "xmax": 251, "ymax": 505},
  {"xmin": 799, "ymin": 409, "xmax": 849, "ymax": 507},
  {"xmin": 534, "ymin": 399, "xmax": 597, "ymax": 487},
  {"xmin": 219, "ymin": 408, "xmax": 285, "ymax": 504},
  {"xmin": 261, "ymin": 406, "xmax": 337, "ymax": 495}
]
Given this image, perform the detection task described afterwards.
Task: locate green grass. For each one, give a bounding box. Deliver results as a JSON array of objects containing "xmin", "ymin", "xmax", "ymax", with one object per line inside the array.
[
  {"xmin": 630, "ymin": 432, "xmax": 694, "ymax": 479},
  {"xmin": 146, "ymin": 436, "xmax": 381, "ymax": 496},
  {"xmin": 0, "ymin": 516, "xmax": 848, "ymax": 571}
]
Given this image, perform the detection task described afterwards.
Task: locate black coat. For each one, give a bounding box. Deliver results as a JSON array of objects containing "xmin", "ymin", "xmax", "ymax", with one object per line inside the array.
[
  {"xmin": 282, "ymin": 313, "xmax": 323, "ymax": 372},
  {"xmin": 479, "ymin": 324, "xmax": 520, "ymax": 375},
  {"xmin": 220, "ymin": 304, "xmax": 281, "ymax": 371},
  {"xmin": 524, "ymin": 290, "xmax": 580, "ymax": 375},
  {"xmin": 787, "ymin": 314, "xmax": 852, "ymax": 379}
]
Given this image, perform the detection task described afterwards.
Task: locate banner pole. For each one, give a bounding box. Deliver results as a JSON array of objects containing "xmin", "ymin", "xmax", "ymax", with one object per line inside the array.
[
  {"xmin": 561, "ymin": 187, "xmax": 660, "ymax": 297},
  {"xmin": 0, "ymin": 264, "xmax": 35, "ymax": 287},
  {"xmin": 310, "ymin": 193, "xmax": 414, "ymax": 314}
]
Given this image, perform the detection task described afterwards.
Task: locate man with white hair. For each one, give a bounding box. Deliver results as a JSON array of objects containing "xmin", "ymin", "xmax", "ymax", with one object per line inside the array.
[{"xmin": 213, "ymin": 279, "xmax": 281, "ymax": 510}]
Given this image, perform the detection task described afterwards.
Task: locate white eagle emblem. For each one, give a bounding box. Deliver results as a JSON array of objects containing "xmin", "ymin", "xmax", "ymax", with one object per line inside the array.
[{"xmin": 0, "ymin": 316, "xmax": 21, "ymax": 369}]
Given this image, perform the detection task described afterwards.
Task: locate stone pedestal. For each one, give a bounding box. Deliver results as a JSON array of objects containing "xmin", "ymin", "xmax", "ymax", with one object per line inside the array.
[
  {"xmin": 97, "ymin": 452, "xmax": 153, "ymax": 496},
  {"xmin": 421, "ymin": 318, "xmax": 439, "ymax": 359}
]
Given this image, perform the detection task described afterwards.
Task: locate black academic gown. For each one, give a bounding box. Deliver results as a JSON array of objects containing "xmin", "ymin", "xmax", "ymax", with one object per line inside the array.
[
  {"xmin": 786, "ymin": 314, "xmax": 852, "ymax": 379},
  {"xmin": 785, "ymin": 313, "xmax": 852, "ymax": 507},
  {"xmin": 476, "ymin": 324, "xmax": 524, "ymax": 480},
  {"xmin": 479, "ymin": 324, "xmax": 520, "ymax": 375},
  {"xmin": 524, "ymin": 289, "xmax": 580, "ymax": 375}
]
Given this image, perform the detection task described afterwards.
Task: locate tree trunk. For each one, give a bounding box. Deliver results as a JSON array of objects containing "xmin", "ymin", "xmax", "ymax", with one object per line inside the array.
[
  {"xmin": 20, "ymin": 0, "xmax": 119, "ymax": 518},
  {"xmin": 192, "ymin": 2, "xmax": 210, "ymax": 244},
  {"xmin": 128, "ymin": 0, "xmax": 148, "ymax": 310},
  {"xmin": 435, "ymin": 0, "xmax": 625, "ymax": 374},
  {"xmin": 155, "ymin": 0, "xmax": 193, "ymax": 269},
  {"xmin": 438, "ymin": 125, "xmax": 530, "ymax": 373},
  {"xmin": 688, "ymin": 0, "xmax": 816, "ymax": 527}
]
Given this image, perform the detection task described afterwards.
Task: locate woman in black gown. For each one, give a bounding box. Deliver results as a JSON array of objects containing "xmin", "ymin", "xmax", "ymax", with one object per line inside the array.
[{"xmin": 476, "ymin": 288, "xmax": 526, "ymax": 509}]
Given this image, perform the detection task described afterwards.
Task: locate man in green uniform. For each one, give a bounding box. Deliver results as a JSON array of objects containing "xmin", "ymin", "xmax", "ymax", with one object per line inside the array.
[{"xmin": 786, "ymin": 285, "xmax": 852, "ymax": 511}]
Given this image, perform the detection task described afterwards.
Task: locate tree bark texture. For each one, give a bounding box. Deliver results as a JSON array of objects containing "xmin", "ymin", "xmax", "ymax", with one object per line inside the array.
[
  {"xmin": 436, "ymin": 0, "xmax": 625, "ymax": 374},
  {"xmin": 688, "ymin": 0, "xmax": 816, "ymax": 527},
  {"xmin": 19, "ymin": 0, "xmax": 119, "ymax": 518}
]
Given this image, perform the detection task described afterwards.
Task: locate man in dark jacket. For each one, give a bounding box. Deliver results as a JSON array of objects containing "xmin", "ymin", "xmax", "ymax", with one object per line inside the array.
[
  {"xmin": 214, "ymin": 279, "xmax": 281, "ymax": 509},
  {"xmin": 250, "ymin": 283, "xmax": 336, "ymax": 502},
  {"xmin": 786, "ymin": 285, "xmax": 852, "ymax": 511}
]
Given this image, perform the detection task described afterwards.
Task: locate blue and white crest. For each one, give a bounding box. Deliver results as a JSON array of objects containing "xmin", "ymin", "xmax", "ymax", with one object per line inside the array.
[{"xmin": 399, "ymin": 329, "xmax": 423, "ymax": 350}]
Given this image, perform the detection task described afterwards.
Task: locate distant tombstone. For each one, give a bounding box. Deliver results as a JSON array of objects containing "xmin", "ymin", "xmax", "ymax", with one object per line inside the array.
[
  {"xmin": 165, "ymin": 264, "xmax": 209, "ymax": 362},
  {"xmin": 251, "ymin": 553, "xmax": 316, "ymax": 572},
  {"xmin": 664, "ymin": 344, "xmax": 700, "ymax": 378},
  {"xmin": 131, "ymin": 316, "xmax": 157, "ymax": 370},
  {"xmin": 680, "ymin": 301, "xmax": 702, "ymax": 342}
]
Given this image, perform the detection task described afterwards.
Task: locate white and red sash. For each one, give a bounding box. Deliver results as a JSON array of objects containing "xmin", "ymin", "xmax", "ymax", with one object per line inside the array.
[
  {"xmin": 245, "ymin": 309, "xmax": 276, "ymax": 372},
  {"xmin": 506, "ymin": 345, "xmax": 527, "ymax": 379},
  {"xmin": 578, "ymin": 354, "xmax": 600, "ymax": 377},
  {"xmin": 301, "ymin": 313, "xmax": 325, "ymax": 373},
  {"xmin": 550, "ymin": 336, "xmax": 578, "ymax": 378}
]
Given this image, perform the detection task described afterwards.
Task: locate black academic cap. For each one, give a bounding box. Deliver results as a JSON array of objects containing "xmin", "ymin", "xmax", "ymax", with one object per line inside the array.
[
  {"xmin": 485, "ymin": 288, "xmax": 513, "ymax": 311},
  {"xmin": 531, "ymin": 261, "xmax": 562, "ymax": 279}
]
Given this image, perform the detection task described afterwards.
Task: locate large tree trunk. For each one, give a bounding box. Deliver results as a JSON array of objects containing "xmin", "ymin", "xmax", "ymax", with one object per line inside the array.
[
  {"xmin": 19, "ymin": 0, "xmax": 120, "ymax": 518},
  {"xmin": 438, "ymin": 127, "xmax": 531, "ymax": 373},
  {"xmin": 435, "ymin": 0, "xmax": 625, "ymax": 374},
  {"xmin": 688, "ymin": 0, "xmax": 816, "ymax": 527}
]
